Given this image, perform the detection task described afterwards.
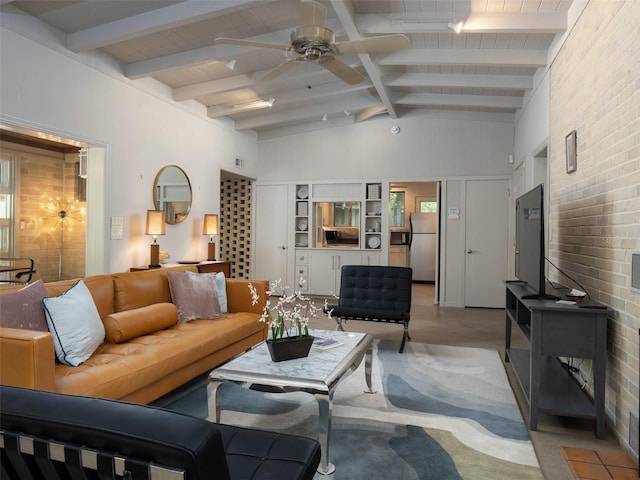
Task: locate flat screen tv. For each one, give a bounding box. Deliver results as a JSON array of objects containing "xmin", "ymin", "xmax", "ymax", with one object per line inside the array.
[{"xmin": 515, "ymin": 184, "xmax": 557, "ymax": 300}]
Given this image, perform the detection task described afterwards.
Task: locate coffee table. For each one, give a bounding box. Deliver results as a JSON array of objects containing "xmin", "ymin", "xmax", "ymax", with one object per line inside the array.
[{"xmin": 207, "ymin": 329, "xmax": 374, "ymax": 475}]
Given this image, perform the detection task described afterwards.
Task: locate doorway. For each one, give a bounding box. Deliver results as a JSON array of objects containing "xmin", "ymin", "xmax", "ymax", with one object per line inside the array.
[
  {"xmin": 0, "ymin": 124, "xmax": 106, "ymax": 280},
  {"xmin": 390, "ymin": 181, "xmax": 440, "ymax": 304}
]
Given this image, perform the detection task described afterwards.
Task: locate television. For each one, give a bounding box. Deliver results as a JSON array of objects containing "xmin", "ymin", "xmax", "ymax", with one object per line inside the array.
[{"xmin": 515, "ymin": 184, "xmax": 557, "ymax": 300}]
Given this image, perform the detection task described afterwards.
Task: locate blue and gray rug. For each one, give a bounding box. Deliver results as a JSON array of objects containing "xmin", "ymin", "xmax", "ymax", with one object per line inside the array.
[{"xmin": 163, "ymin": 340, "xmax": 543, "ymax": 479}]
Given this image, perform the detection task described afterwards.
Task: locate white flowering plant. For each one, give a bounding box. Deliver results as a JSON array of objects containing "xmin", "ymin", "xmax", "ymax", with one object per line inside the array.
[{"xmin": 249, "ymin": 278, "xmax": 326, "ymax": 341}]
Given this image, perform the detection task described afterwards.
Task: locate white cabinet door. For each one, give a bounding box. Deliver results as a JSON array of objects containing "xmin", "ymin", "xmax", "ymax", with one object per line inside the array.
[
  {"xmin": 363, "ymin": 251, "xmax": 382, "ymax": 266},
  {"xmin": 309, "ymin": 251, "xmax": 338, "ymax": 295},
  {"xmin": 308, "ymin": 250, "xmax": 365, "ymax": 295}
]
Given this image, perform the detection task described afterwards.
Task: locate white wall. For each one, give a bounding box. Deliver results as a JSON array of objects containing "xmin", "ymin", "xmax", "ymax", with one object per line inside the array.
[
  {"xmin": 513, "ymin": 72, "xmax": 550, "ymax": 190},
  {"xmin": 258, "ymin": 112, "xmax": 514, "ymax": 306},
  {"xmin": 0, "ymin": 22, "xmax": 258, "ymax": 274},
  {"xmin": 258, "ymin": 114, "xmax": 514, "ymax": 182}
]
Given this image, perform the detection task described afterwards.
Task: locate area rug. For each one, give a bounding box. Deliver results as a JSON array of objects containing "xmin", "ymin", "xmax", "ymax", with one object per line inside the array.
[{"xmin": 163, "ymin": 340, "xmax": 543, "ymax": 480}]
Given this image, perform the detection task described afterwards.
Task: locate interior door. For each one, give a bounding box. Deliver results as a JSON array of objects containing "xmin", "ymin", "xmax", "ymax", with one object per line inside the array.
[
  {"xmin": 254, "ymin": 184, "xmax": 288, "ymax": 284},
  {"xmin": 464, "ymin": 179, "xmax": 509, "ymax": 308}
]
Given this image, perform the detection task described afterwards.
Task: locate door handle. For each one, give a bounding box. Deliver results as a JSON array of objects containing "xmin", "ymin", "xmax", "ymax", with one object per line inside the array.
[{"xmin": 466, "ymin": 249, "xmax": 473, "ymax": 254}]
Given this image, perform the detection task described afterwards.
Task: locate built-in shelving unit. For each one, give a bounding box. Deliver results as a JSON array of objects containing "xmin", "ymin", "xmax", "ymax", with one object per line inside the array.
[
  {"xmin": 295, "ymin": 184, "xmax": 310, "ymax": 248},
  {"xmin": 364, "ymin": 183, "xmax": 382, "ymax": 249}
]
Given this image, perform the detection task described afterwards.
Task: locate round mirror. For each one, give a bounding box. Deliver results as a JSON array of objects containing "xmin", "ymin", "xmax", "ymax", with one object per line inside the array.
[{"xmin": 153, "ymin": 165, "xmax": 192, "ymax": 225}]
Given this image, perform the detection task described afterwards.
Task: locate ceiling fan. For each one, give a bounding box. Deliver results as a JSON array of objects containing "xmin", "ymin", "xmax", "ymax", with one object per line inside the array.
[{"xmin": 215, "ymin": 0, "xmax": 409, "ymax": 85}]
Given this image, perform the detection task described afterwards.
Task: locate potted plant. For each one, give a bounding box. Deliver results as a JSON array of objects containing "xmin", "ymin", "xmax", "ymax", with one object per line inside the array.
[{"xmin": 249, "ymin": 278, "xmax": 324, "ymax": 362}]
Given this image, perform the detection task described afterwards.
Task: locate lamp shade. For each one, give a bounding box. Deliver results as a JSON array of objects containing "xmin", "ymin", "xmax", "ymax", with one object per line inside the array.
[
  {"xmin": 145, "ymin": 210, "xmax": 165, "ymax": 237},
  {"xmin": 203, "ymin": 214, "xmax": 219, "ymax": 236}
]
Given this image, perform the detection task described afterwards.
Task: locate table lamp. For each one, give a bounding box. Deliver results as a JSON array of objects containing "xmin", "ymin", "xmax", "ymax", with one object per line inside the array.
[
  {"xmin": 145, "ymin": 210, "xmax": 165, "ymax": 268},
  {"xmin": 203, "ymin": 214, "xmax": 219, "ymax": 261}
]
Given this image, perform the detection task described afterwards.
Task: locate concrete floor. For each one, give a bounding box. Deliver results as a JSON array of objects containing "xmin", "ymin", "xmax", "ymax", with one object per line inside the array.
[{"xmin": 308, "ymin": 283, "xmax": 626, "ymax": 480}]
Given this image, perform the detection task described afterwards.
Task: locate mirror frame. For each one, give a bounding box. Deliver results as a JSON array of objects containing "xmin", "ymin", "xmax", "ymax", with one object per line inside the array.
[{"xmin": 152, "ymin": 165, "xmax": 192, "ymax": 225}]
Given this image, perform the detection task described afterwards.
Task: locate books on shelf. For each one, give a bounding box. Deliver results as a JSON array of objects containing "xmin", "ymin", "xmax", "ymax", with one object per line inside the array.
[{"xmin": 312, "ymin": 336, "xmax": 343, "ymax": 351}]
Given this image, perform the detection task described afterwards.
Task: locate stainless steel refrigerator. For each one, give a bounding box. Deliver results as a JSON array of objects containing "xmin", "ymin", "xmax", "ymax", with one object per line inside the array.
[{"xmin": 409, "ymin": 212, "xmax": 437, "ymax": 282}]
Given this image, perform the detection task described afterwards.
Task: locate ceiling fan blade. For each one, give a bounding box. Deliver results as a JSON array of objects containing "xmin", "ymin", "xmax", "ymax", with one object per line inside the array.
[
  {"xmin": 215, "ymin": 37, "xmax": 290, "ymax": 51},
  {"xmin": 300, "ymin": 0, "xmax": 326, "ymax": 27},
  {"xmin": 260, "ymin": 58, "xmax": 301, "ymax": 82},
  {"xmin": 355, "ymin": 104, "xmax": 387, "ymax": 123},
  {"xmin": 333, "ymin": 34, "xmax": 410, "ymax": 55},
  {"xmin": 318, "ymin": 56, "xmax": 366, "ymax": 85}
]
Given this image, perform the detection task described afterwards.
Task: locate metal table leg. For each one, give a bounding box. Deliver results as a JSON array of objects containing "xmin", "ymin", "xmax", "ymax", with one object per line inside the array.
[{"xmin": 314, "ymin": 392, "xmax": 336, "ymax": 475}]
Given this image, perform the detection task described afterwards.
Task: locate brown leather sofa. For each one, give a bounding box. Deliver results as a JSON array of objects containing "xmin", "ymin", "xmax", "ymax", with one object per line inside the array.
[{"xmin": 0, "ymin": 266, "xmax": 268, "ymax": 404}]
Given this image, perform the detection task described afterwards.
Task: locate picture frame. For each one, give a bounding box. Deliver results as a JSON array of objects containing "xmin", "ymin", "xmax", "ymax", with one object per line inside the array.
[{"xmin": 566, "ymin": 130, "xmax": 577, "ymax": 174}]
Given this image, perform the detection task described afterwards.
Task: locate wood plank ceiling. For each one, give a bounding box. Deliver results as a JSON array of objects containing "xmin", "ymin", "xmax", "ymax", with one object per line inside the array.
[{"xmin": 2, "ymin": 0, "xmax": 573, "ymax": 138}]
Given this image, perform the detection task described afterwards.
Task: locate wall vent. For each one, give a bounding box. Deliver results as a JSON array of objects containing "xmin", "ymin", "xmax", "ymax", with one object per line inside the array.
[{"xmin": 235, "ymin": 158, "xmax": 244, "ymax": 169}]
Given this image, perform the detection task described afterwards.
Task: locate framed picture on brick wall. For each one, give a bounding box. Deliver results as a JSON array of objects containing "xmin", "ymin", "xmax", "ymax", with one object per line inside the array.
[{"xmin": 566, "ymin": 130, "xmax": 577, "ymax": 174}]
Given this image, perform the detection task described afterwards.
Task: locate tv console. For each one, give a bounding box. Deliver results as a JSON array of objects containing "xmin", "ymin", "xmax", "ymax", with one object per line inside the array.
[{"xmin": 504, "ymin": 282, "xmax": 613, "ymax": 439}]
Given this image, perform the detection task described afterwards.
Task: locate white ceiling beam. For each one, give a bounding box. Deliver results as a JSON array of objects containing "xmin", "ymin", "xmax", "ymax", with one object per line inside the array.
[
  {"xmin": 463, "ymin": 12, "xmax": 567, "ymax": 34},
  {"xmin": 174, "ymin": 74, "xmax": 257, "ymax": 102},
  {"xmin": 207, "ymin": 82, "xmax": 372, "ymax": 117},
  {"xmin": 386, "ymin": 73, "xmax": 532, "ymax": 91},
  {"xmin": 329, "ymin": 0, "xmax": 400, "ymax": 119},
  {"xmin": 232, "ymin": 96, "xmax": 380, "ymax": 130},
  {"xmin": 378, "ymin": 49, "xmax": 547, "ymax": 67},
  {"xmin": 356, "ymin": 12, "xmax": 566, "ymax": 34},
  {"xmin": 67, "ymin": 0, "xmax": 261, "ymax": 52},
  {"xmin": 394, "ymin": 92, "xmax": 522, "ymax": 110}
]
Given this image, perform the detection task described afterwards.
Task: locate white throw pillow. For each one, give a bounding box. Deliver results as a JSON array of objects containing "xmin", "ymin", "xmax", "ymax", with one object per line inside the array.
[
  {"xmin": 43, "ymin": 279, "xmax": 105, "ymax": 366},
  {"xmin": 186, "ymin": 270, "xmax": 228, "ymax": 313}
]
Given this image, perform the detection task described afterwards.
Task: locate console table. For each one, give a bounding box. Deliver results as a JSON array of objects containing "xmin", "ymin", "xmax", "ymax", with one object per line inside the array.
[
  {"xmin": 504, "ymin": 282, "xmax": 612, "ymax": 438},
  {"xmin": 130, "ymin": 260, "xmax": 231, "ymax": 277}
]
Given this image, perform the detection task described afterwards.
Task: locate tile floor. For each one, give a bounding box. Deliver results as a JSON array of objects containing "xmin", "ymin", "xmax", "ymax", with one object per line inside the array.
[
  {"xmin": 308, "ymin": 283, "xmax": 639, "ymax": 479},
  {"xmin": 561, "ymin": 447, "xmax": 638, "ymax": 479}
]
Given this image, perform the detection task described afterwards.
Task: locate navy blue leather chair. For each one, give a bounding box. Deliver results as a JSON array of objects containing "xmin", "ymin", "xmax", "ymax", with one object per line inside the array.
[{"xmin": 326, "ymin": 265, "xmax": 413, "ymax": 353}]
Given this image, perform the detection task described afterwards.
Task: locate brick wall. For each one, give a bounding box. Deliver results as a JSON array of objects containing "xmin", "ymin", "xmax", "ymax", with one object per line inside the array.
[{"xmin": 548, "ymin": 0, "xmax": 639, "ymax": 455}]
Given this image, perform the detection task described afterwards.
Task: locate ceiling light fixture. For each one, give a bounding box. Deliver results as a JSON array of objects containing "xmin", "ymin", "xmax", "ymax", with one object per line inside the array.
[
  {"xmin": 322, "ymin": 114, "xmax": 327, "ymax": 121},
  {"xmin": 232, "ymin": 97, "xmax": 275, "ymax": 111},
  {"xmin": 225, "ymin": 59, "xmax": 237, "ymax": 70},
  {"xmin": 447, "ymin": 21, "xmax": 464, "ymax": 34}
]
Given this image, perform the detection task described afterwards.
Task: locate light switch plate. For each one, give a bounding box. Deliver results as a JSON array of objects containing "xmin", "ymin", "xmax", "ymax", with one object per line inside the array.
[{"xmin": 110, "ymin": 216, "xmax": 124, "ymax": 240}]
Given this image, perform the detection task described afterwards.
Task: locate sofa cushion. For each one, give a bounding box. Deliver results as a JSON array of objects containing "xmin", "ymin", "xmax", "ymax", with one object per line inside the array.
[
  {"xmin": 45, "ymin": 275, "xmax": 115, "ymax": 319},
  {"xmin": 0, "ymin": 280, "xmax": 48, "ymax": 331},
  {"xmin": 43, "ymin": 280, "xmax": 105, "ymax": 366},
  {"xmin": 167, "ymin": 271, "xmax": 223, "ymax": 324},
  {"xmin": 186, "ymin": 270, "xmax": 228, "ymax": 313},
  {"xmin": 103, "ymin": 303, "xmax": 178, "ymax": 343}
]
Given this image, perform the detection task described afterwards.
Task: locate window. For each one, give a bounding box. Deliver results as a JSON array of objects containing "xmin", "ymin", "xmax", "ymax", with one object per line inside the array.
[
  {"xmin": 334, "ymin": 202, "xmax": 360, "ymax": 227},
  {"xmin": 0, "ymin": 157, "xmax": 14, "ymax": 255},
  {"xmin": 389, "ymin": 191, "xmax": 405, "ymax": 227},
  {"xmin": 418, "ymin": 201, "xmax": 438, "ymax": 213}
]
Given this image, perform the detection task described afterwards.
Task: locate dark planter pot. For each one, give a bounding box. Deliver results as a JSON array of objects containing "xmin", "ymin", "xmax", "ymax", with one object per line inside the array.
[{"xmin": 266, "ymin": 336, "xmax": 314, "ymax": 362}]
